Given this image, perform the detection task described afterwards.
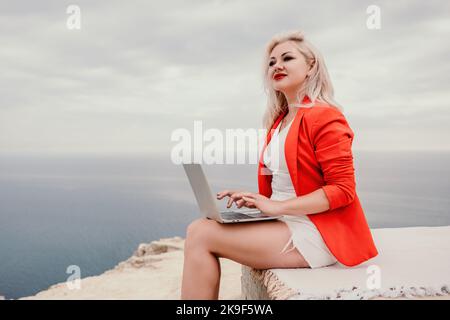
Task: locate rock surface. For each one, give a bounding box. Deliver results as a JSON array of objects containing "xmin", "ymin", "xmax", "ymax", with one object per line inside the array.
[{"xmin": 21, "ymin": 237, "xmax": 243, "ymax": 300}]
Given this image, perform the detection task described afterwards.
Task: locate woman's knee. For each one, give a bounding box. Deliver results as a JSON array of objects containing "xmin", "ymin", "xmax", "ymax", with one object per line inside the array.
[{"xmin": 185, "ymin": 218, "xmax": 216, "ymax": 251}]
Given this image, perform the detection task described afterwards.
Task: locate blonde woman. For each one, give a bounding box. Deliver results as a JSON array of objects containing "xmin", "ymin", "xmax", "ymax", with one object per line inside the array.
[{"xmin": 181, "ymin": 30, "xmax": 378, "ymax": 300}]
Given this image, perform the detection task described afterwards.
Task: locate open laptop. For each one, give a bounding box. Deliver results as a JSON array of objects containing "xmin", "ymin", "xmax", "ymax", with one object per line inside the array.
[{"xmin": 182, "ymin": 163, "xmax": 281, "ymax": 223}]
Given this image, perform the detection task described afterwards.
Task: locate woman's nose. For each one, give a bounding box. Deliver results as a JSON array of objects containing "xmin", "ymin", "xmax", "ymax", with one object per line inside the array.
[{"xmin": 273, "ymin": 63, "xmax": 285, "ymax": 72}]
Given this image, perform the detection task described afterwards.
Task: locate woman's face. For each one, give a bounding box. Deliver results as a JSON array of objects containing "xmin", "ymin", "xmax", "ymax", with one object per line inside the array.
[{"xmin": 268, "ymin": 41, "xmax": 311, "ymax": 96}]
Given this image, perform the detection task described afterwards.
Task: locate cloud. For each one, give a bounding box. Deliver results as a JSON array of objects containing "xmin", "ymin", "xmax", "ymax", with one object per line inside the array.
[{"xmin": 0, "ymin": 0, "xmax": 449, "ymax": 155}]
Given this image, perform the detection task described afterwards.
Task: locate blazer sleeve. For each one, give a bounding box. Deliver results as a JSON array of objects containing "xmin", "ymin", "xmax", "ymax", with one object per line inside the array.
[{"xmin": 311, "ymin": 108, "xmax": 356, "ymax": 211}]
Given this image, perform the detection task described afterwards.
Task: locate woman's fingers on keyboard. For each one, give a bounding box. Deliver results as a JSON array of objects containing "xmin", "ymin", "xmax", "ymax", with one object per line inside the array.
[
  {"xmin": 226, "ymin": 193, "xmax": 242, "ymax": 208},
  {"xmin": 232, "ymin": 192, "xmax": 256, "ymax": 208},
  {"xmin": 218, "ymin": 190, "xmax": 255, "ymax": 208},
  {"xmin": 227, "ymin": 193, "xmax": 240, "ymax": 207},
  {"xmin": 236, "ymin": 199, "xmax": 245, "ymax": 208},
  {"xmin": 217, "ymin": 189, "xmax": 242, "ymax": 200},
  {"xmin": 232, "ymin": 192, "xmax": 247, "ymax": 206},
  {"xmin": 216, "ymin": 189, "xmax": 231, "ymax": 199}
]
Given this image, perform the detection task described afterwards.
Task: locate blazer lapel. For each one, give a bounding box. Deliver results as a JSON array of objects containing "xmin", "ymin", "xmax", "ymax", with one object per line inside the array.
[
  {"xmin": 258, "ymin": 95, "xmax": 310, "ymax": 198},
  {"xmin": 258, "ymin": 111, "xmax": 287, "ymax": 197},
  {"xmin": 285, "ymin": 109, "xmax": 305, "ymax": 197}
]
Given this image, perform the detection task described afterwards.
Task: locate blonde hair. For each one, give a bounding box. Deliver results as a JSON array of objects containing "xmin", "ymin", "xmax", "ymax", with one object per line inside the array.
[{"xmin": 261, "ymin": 30, "xmax": 342, "ymax": 131}]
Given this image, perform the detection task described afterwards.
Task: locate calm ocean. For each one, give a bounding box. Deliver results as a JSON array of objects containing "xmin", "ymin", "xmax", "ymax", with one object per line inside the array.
[{"xmin": 0, "ymin": 150, "xmax": 449, "ymax": 299}]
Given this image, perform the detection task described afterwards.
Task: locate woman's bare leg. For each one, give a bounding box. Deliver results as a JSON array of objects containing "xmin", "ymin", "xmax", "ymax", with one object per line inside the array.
[
  {"xmin": 181, "ymin": 238, "xmax": 222, "ymax": 299},
  {"xmin": 181, "ymin": 217, "xmax": 309, "ymax": 300}
]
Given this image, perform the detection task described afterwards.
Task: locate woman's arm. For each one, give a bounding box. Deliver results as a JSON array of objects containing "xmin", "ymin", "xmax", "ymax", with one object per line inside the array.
[
  {"xmin": 278, "ymin": 108, "xmax": 357, "ymax": 217},
  {"xmin": 279, "ymin": 188, "xmax": 330, "ymax": 216},
  {"xmin": 311, "ymin": 108, "xmax": 357, "ymax": 211},
  {"xmin": 241, "ymin": 188, "xmax": 330, "ymax": 217}
]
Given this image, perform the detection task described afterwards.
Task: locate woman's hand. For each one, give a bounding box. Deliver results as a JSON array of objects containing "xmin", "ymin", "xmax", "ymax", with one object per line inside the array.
[
  {"xmin": 216, "ymin": 189, "xmax": 257, "ymax": 209},
  {"xmin": 241, "ymin": 192, "xmax": 284, "ymax": 216}
]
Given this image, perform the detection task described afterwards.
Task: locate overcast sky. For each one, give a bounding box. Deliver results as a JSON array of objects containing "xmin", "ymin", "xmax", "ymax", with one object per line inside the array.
[{"xmin": 0, "ymin": 0, "xmax": 449, "ymax": 156}]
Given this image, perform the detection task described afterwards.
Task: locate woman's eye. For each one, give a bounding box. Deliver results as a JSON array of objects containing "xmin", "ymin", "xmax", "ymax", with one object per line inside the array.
[{"xmin": 269, "ymin": 56, "xmax": 293, "ymax": 67}]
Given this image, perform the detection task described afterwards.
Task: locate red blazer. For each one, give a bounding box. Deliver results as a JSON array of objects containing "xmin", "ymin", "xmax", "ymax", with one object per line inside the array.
[{"xmin": 258, "ymin": 97, "xmax": 378, "ymax": 267}]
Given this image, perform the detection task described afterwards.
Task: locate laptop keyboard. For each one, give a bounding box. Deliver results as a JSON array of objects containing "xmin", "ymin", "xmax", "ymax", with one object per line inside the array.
[{"xmin": 220, "ymin": 211, "xmax": 264, "ymax": 220}]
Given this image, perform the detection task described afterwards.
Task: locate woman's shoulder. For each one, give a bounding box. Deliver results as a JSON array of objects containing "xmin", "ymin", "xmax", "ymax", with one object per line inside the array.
[
  {"xmin": 303, "ymin": 103, "xmax": 354, "ymax": 140},
  {"xmin": 303, "ymin": 103, "xmax": 346, "ymax": 126}
]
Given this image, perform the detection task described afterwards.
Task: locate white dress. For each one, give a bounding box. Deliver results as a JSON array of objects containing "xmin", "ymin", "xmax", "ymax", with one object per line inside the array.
[{"xmin": 262, "ymin": 114, "xmax": 338, "ymax": 268}]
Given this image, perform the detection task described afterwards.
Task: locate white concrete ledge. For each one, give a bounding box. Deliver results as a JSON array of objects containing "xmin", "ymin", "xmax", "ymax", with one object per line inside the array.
[{"xmin": 241, "ymin": 226, "xmax": 450, "ymax": 300}]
